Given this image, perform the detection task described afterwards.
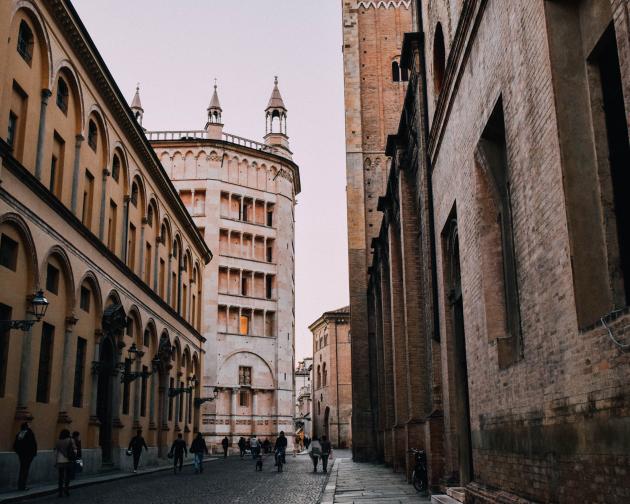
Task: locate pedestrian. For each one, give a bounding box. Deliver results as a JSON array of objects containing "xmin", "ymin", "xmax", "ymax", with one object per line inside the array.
[
  {"xmin": 13, "ymin": 422, "xmax": 37, "ymax": 491},
  {"xmin": 308, "ymin": 437, "xmax": 322, "ymax": 473},
  {"xmin": 221, "ymin": 436, "xmax": 229, "ymax": 458},
  {"xmin": 250, "ymin": 435, "xmax": 260, "ymax": 460},
  {"xmin": 263, "ymin": 438, "xmax": 271, "ymax": 454},
  {"xmin": 128, "ymin": 429, "xmax": 148, "ymax": 473},
  {"xmin": 68, "ymin": 431, "xmax": 82, "ymax": 480},
  {"xmin": 320, "ymin": 435, "xmax": 333, "ymax": 473},
  {"xmin": 304, "ymin": 436, "xmax": 311, "ymax": 450},
  {"xmin": 54, "ymin": 429, "xmax": 76, "ymax": 497},
  {"xmin": 190, "ymin": 433, "xmax": 209, "ymax": 474},
  {"xmin": 238, "ymin": 437, "xmax": 246, "ymax": 458},
  {"xmin": 274, "ymin": 431, "xmax": 288, "ymax": 467},
  {"xmin": 169, "ymin": 433, "xmax": 188, "ymax": 474}
]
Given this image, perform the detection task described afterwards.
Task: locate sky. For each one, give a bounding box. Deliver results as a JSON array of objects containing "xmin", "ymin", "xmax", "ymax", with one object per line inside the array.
[{"xmin": 72, "ymin": 0, "xmax": 349, "ymax": 362}]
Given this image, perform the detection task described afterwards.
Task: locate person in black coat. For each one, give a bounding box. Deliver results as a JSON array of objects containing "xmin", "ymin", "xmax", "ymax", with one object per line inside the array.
[
  {"xmin": 221, "ymin": 436, "xmax": 229, "ymax": 458},
  {"xmin": 190, "ymin": 433, "xmax": 209, "ymax": 473},
  {"xmin": 169, "ymin": 434, "xmax": 188, "ymax": 474},
  {"xmin": 128, "ymin": 429, "xmax": 148, "ymax": 473},
  {"xmin": 13, "ymin": 422, "xmax": 37, "ymax": 491}
]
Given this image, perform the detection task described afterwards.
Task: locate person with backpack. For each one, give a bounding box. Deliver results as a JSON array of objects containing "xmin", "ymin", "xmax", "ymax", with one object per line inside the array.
[
  {"xmin": 320, "ymin": 435, "xmax": 333, "ymax": 473},
  {"xmin": 190, "ymin": 433, "xmax": 209, "ymax": 473},
  {"xmin": 308, "ymin": 436, "xmax": 322, "ymax": 473},
  {"xmin": 128, "ymin": 429, "xmax": 148, "ymax": 473},
  {"xmin": 54, "ymin": 429, "xmax": 76, "ymax": 497},
  {"xmin": 221, "ymin": 436, "xmax": 229, "ymax": 458},
  {"xmin": 13, "ymin": 422, "xmax": 37, "ymax": 491},
  {"xmin": 169, "ymin": 433, "xmax": 188, "ymax": 474}
]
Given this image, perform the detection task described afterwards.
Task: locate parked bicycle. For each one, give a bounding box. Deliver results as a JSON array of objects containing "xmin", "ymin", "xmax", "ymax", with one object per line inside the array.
[{"xmin": 409, "ymin": 448, "xmax": 428, "ymax": 493}]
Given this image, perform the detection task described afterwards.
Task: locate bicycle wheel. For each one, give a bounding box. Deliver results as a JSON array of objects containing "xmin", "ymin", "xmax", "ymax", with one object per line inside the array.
[{"xmin": 412, "ymin": 470, "xmax": 427, "ymax": 492}]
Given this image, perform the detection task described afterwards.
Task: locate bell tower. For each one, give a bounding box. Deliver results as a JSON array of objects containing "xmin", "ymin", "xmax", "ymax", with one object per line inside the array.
[
  {"xmin": 205, "ymin": 80, "xmax": 224, "ymax": 140},
  {"xmin": 264, "ymin": 76, "xmax": 292, "ymax": 159},
  {"xmin": 130, "ymin": 84, "xmax": 144, "ymax": 126}
]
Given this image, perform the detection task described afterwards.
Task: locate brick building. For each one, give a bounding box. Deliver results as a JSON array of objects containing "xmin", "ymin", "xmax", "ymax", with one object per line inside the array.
[
  {"xmin": 310, "ymin": 306, "xmax": 352, "ymax": 448},
  {"xmin": 344, "ymin": 0, "xmax": 630, "ymax": 502}
]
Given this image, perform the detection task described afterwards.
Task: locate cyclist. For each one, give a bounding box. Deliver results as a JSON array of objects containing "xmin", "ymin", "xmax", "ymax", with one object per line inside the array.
[{"xmin": 274, "ymin": 431, "xmax": 288, "ymax": 467}]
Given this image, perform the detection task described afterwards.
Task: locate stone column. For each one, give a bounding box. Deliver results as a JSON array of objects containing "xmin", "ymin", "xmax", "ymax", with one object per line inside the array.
[
  {"xmin": 70, "ymin": 135, "xmax": 84, "ymax": 214},
  {"xmin": 34, "ymin": 89, "xmax": 52, "ymax": 180},
  {"xmin": 174, "ymin": 372, "xmax": 182, "ymax": 431},
  {"xmin": 15, "ymin": 306, "xmax": 37, "ymax": 421},
  {"xmin": 149, "ymin": 367, "xmax": 157, "ymax": 430},
  {"xmin": 167, "ymin": 254, "xmax": 173, "ymax": 306},
  {"xmin": 153, "ymin": 235, "xmax": 160, "ymax": 291},
  {"xmin": 139, "ymin": 218, "xmax": 147, "ymax": 282},
  {"xmin": 231, "ymin": 388, "xmax": 238, "ymax": 435},
  {"xmin": 177, "ymin": 259, "xmax": 183, "ymax": 314},
  {"xmin": 58, "ymin": 314, "xmax": 79, "ymax": 424},
  {"xmin": 132, "ymin": 357, "xmax": 142, "ymax": 429},
  {"xmin": 98, "ymin": 168, "xmax": 110, "ymax": 240},
  {"xmin": 251, "ymin": 389, "xmax": 258, "ymax": 436},
  {"xmin": 112, "ymin": 348, "xmax": 124, "ymax": 429},
  {"xmin": 88, "ymin": 334, "xmax": 102, "ymax": 423}
]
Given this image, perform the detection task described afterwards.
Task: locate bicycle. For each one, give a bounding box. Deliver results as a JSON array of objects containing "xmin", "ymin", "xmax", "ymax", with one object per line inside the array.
[{"xmin": 409, "ymin": 448, "xmax": 428, "ymax": 493}]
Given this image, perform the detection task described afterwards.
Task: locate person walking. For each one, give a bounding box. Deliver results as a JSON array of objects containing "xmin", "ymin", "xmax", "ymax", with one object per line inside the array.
[
  {"xmin": 128, "ymin": 429, "xmax": 148, "ymax": 473},
  {"xmin": 238, "ymin": 437, "xmax": 246, "ymax": 459},
  {"xmin": 68, "ymin": 431, "xmax": 82, "ymax": 480},
  {"xmin": 221, "ymin": 436, "xmax": 229, "ymax": 458},
  {"xmin": 190, "ymin": 433, "xmax": 209, "ymax": 474},
  {"xmin": 274, "ymin": 431, "xmax": 288, "ymax": 467},
  {"xmin": 169, "ymin": 433, "xmax": 188, "ymax": 474},
  {"xmin": 308, "ymin": 437, "xmax": 322, "ymax": 473},
  {"xmin": 13, "ymin": 422, "xmax": 37, "ymax": 491},
  {"xmin": 320, "ymin": 435, "xmax": 333, "ymax": 473},
  {"xmin": 304, "ymin": 436, "xmax": 311, "ymax": 450},
  {"xmin": 54, "ymin": 429, "xmax": 76, "ymax": 497},
  {"xmin": 250, "ymin": 436, "xmax": 260, "ymax": 460}
]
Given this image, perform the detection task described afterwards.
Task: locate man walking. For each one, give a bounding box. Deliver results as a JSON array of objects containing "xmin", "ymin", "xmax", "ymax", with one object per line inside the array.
[
  {"xmin": 169, "ymin": 433, "xmax": 188, "ymax": 474},
  {"xmin": 320, "ymin": 435, "xmax": 333, "ymax": 473},
  {"xmin": 238, "ymin": 437, "xmax": 246, "ymax": 458},
  {"xmin": 221, "ymin": 436, "xmax": 229, "ymax": 458},
  {"xmin": 128, "ymin": 429, "xmax": 148, "ymax": 473},
  {"xmin": 13, "ymin": 422, "xmax": 37, "ymax": 491},
  {"xmin": 190, "ymin": 433, "xmax": 209, "ymax": 473}
]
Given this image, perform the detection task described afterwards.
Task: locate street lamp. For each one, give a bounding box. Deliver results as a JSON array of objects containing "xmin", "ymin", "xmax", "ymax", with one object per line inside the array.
[
  {"xmin": 0, "ymin": 290, "xmax": 49, "ymax": 331},
  {"xmin": 119, "ymin": 343, "xmax": 152, "ymax": 384},
  {"xmin": 168, "ymin": 375, "xmax": 198, "ymax": 398},
  {"xmin": 194, "ymin": 386, "xmax": 220, "ymax": 407}
]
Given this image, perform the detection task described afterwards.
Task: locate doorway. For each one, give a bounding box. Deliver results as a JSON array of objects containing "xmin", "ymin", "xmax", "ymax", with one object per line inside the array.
[{"xmin": 97, "ymin": 336, "xmax": 115, "ymax": 464}]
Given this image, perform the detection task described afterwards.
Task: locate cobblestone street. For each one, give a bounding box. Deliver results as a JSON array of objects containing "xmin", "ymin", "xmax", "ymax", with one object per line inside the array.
[{"xmin": 27, "ymin": 454, "xmax": 330, "ymax": 504}]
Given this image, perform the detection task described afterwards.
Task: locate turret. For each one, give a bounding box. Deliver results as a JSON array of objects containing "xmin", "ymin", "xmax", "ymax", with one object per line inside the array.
[
  {"xmin": 130, "ymin": 84, "xmax": 144, "ymax": 126},
  {"xmin": 264, "ymin": 77, "xmax": 291, "ymax": 159},
  {"xmin": 205, "ymin": 81, "xmax": 224, "ymax": 140}
]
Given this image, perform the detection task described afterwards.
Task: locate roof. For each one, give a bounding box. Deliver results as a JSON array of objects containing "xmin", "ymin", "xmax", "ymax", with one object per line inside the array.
[
  {"xmin": 208, "ymin": 84, "xmax": 222, "ymax": 111},
  {"xmin": 266, "ymin": 76, "xmax": 286, "ymax": 110},
  {"xmin": 131, "ymin": 85, "xmax": 143, "ymax": 111},
  {"xmin": 308, "ymin": 305, "xmax": 350, "ymax": 331}
]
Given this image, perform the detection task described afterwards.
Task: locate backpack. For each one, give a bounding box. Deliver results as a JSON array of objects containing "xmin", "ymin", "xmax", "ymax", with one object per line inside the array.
[{"xmin": 311, "ymin": 444, "xmax": 322, "ymax": 457}]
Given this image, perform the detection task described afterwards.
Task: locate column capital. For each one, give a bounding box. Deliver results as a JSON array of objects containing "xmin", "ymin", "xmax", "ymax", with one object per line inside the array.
[
  {"xmin": 102, "ymin": 168, "xmax": 111, "ymax": 178},
  {"xmin": 65, "ymin": 314, "xmax": 79, "ymax": 329},
  {"xmin": 41, "ymin": 88, "xmax": 53, "ymax": 102},
  {"xmin": 75, "ymin": 134, "xmax": 85, "ymax": 144}
]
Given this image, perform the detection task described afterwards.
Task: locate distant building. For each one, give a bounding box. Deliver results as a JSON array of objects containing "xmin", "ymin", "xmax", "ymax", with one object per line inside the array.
[
  {"xmin": 294, "ymin": 357, "xmax": 312, "ymax": 443},
  {"xmin": 148, "ymin": 79, "xmax": 300, "ymax": 450},
  {"xmin": 309, "ymin": 307, "xmax": 351, "ymax": 448}
]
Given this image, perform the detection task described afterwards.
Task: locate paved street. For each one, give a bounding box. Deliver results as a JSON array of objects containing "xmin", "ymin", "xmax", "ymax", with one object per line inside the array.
[{"xmin": 27, "ymin": 453, "xmax": 330, "ymax": 504}]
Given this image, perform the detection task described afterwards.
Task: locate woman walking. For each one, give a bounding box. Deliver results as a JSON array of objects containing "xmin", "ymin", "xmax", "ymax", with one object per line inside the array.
[
  {"xmin": 54, "ymin": 429, "xmax": 76, "ymax": 497},
  {"xmin": 308, "ymin": 437, "xmax": 322, "ymax": 473}
]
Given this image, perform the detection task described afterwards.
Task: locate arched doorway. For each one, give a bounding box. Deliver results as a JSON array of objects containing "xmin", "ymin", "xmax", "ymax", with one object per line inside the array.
[{"xmin": 96, "ymin": 336, "xmax": 115, "ymax": 464}]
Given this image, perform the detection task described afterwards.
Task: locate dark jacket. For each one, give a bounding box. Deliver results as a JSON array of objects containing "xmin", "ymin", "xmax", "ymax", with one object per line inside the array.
[
  {"xmin": 238, "ymin": 438, "xmax": 246, "ymax": 449},
  {"xmin": 321, "ymin": 440, "xmax": 332, "ymax": 455},
  {"xmin": 128, "ymin": 435, "xmax": 148, "ymax": 454},
  {"xmin": 274, "ymin": 435, "xmax": 288, "ymax": 451},
  {"xmin": 13, "ymin": 428, "xmax": 37, "ymax": 459},
  {"xmin": 73, "ymin": 438, "xmax": 82, "ymax": 459},
  {"xmin": 170, "ymin": 439, "xmax": 187, "ymax": 457},
  {"xmin": 221, "ymin": 437, "xmax": 229, "ymax": 448},
  {"xmin": 191, "ymin": 437, "xmax": 208, "ymax": 454}
]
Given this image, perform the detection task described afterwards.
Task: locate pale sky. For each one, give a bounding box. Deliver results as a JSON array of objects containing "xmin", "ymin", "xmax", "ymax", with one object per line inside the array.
[{"xmin": 72, "ymin": 0, "xmax": 349, "ymax": 362}]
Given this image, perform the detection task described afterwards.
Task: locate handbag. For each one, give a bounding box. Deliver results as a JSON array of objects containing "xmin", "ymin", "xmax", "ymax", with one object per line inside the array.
[
  {"xmin": 74, "ymin": 459, "xmax": 84, "ymax": 473},
  {"xmin": 167, "ymin": 450, "xmax": 174, "ymax": 459},
  {"xmin": 126, "ymin": 448, "xmax": 133, "ymax": 456}
]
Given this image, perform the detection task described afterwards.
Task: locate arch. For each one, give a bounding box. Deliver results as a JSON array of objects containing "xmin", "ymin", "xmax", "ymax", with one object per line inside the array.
[
  {"xmin": 52, "ymin": 60, "xmax": 84, "ymax": 133},
  {"xmin": 147, "ymin": 197, "xmax": 159, "ymax": 228},
  {"xmin": 218, "ymin": 350, "xmax": 276, "ymax": 385},
  {"xmin": 111, "ymin": 143, "xmax": 130, "ymax": 192},
  {"xmin": 11, "ymin": 1, "xmax": 53, "ymax": 88},
  {"xmin": 144, "ymin": 318, "xmax": 158, "ymax": 350},
  {"xmin": 76, "ymin": 270, "xmax": 103, "ymax": 320},
  {"xmin": 130, "ymin": 173, "xmax": 147, "ymax": 215},
  {"xmin": 392, "ymin": 59, "xmax": 400, "ymax": 82},
  {"xmin": 160, "ymin": 216, "xmax": 173, "ymax": 250},
  {"xmin": 433, "ymin": 22, "xmax": 446, "ymax": 95},
  {"xmin": 126, "ymin": 304, "xmax": 143, "ymax": 345},
  {"xmin": 0, "ymin": 212, "xmax": 39, "ymax": 289},
  {"xmin": 41, "ymin": 244, "xmax": 76, "ymax": 314},
  {"xmin": 85, "ymin": 104, "xmax": 110, "ymax": 166}
]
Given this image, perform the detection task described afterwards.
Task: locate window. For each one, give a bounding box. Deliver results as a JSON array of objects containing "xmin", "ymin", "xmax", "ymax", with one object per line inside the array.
[
  {"xmin": 266, "ymin": 210, "xmax": 273, "ymax": 227},
  {"xmin": 143, "ymin": 329, "xmax": 151, "ymax": 348},
  {"xmin": 81, "ymin": 170, "xmax": 94, "ymax": 228},
  {"xmin": 159, "ymin": 259, "xmax": 166, "ymax": 298},
  {"xmin": 324, "ymin": 333, "xmax": 328, "ymax": 346},
  {"xmin": 72, "ymin": 337, "xmax": 86, "ymax": 407},
  {"xmin": 17, "ymin": 21, "xmax": 34, "ymax": 64},
  {"xmin": 239, "ymin": 366, "xmax": 252, "ymax": 386},
  {"xmin": 49, "ymin": 156, "xmax": 58, "ymax": 193},
  {"xmin": 140, "ymin": 365, "xmax": 148, "ymax": 417},
  {"xmin": 0, "ymin": 303, "xmax": 11, "ymax": 397},
  {"xmin": 144, "ymin": 242, "xmax": 152, "ymax": 284},
  {"xmin": 266, "ymin": 245, "xmax": 273, "ymax": 263},
  {"xmin": 241, "ymin": 276, "xmax": 248, "ymax": 296},
  {"xmin": 131, "ymin": 183, "xmax": 139, "ymax": 207},
  {"xmin": 56, "ymin": 78, "xmax": 69, "ymax": 114},
  {"xmin": 239, "ymin": 314, "xmax": 250, "ymax": 335},
  {"xmin": 433, "ymin": 23, "xmax": 446, "ymax": 95},
  {"xmin": 50, "ymin": 133, "xmax": 65, "ymax": 198},
  {"xmin": 36, "ymin": 323, "xmax": 54, "ymax": 403},
  {"xmin": 266, "ymin": 276, "xmax": 273, "ymax": 300},
  {"xmin": 87, "ymin": 120, "xmax": 98, "ymax": 151},
  {"xmin": 108, "ymin": 200, "xmax": 117, "ymax": 252},
  {"xmin": 323, "ymin": 363, "xmax": 327, "ymax": 387},
  {"xmin": 317, "ymin": 365, "xmax": 321, "ymax": 389},
  {"xmin": 7, "ymin": 112, "xmax": 17, "ymax": 148},
  {"xmin": 122, "ymin": 359, "xmax": 130, "ymax": 415},
  {"xmin": 147, "ymin": 206, "xmax": 154, "ymax": 227},
  {"xmin": 0, "ymin": 234, "xmax": 18, "ymax": 271},
  {"xmin": 46, "ymin": 263, "xmax": 60, "ymax": 295},
  {"xmin": 128, "ymin": 223, "xmax": 137, "ymax": 270},
  {"xmin": 239, "ymin": 390, "xmax": 249, "ymax": 407},
  {"xmin": 126, "ymin": 316, "xmax": 134, "ymax": 338},
  {"xmin": 80, "ymin": 286, "xmax": 90, "ymax": 312},
  {"xmin": 112, "ymin": 155, "xmax": 120, "ymax": 183},
  {"xmin": 392, "ymin": 60, "xmax": 401, "ymax": 82}
]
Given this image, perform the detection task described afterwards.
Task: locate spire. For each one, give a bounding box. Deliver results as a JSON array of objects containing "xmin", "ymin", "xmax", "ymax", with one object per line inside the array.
[
  {"xmin": 130, "ymin": 83, "xmax": 144, "ymax": 126},
  {"xmin": 205, "ymin": 79, "xmax": 224, "ymax": 140},
  {"xmin": 266, "ymin": 76, "xmax": 286, "ymax": 111}
]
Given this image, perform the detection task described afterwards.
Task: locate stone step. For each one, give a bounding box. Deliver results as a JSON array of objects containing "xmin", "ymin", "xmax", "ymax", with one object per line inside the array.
[
  {"xmin": 431, "ymin": 495, "xmax": 460, "ymax": 504},
  {"xmin": 446, "ymin": 487, "xmax": 466, "ymax": 502}
]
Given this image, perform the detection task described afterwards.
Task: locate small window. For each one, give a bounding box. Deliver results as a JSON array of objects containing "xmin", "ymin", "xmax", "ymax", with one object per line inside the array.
[
  {"xmin": 0, "ymin": 234, "xmax": 19, "ymax": 271},
  {"xmin": 266, "ymin": 246, "xmax": 273, "ymax": 263},
  {"xmin": 17, "ymin": 21, "xmax": 34, "ymax": 64},
  {"xmin": 49, "ymin": 156, "xmax": 58, "ymax": 194},
  {"xmin": 46, "ymin": 263, "xmax": 60, "ymax": 295},
  {"xmin": 392, "ymin": 60, "xmax": 400, "ymax": 82},
  {"xmin": 56, "ymin": 78, "xmax": 69, "ymax": 114},
  {"xmin": 266, "ymin": 210, "xmax": 273, "ymax": 227},
  {"xmin": 112, "ymin": 156, "xmax": 120, "ymax": 183},
  {"xmin": 239, "ymin": 390, "xmax": 249, "ymax": 407},
  {"xmin": 87, "ymin": 120, "xmax": 98, "ymax": 151},
  {"xmin": 131, "ymin": 182, "xmax": 139, "ymax": 207},
  {"xmin": 80, "ymin": 286, "xmax": 90, "ymax": 312},
  {"xmin": 266, "ymin": 276, "xmax": 273, "ymax": 300},
  {"xmin": 239, "ymin": 366, "xmax": 252, "ymax": 386},
  {"xmin": 239, "ymin": 314, "xmax": 250, "ymax": 335},
  {"xmin": 36, "ymin": 323, "xmax": 54, "ymax": 403},
  {"xmin": 72, "ymin": 337, "xmax": 86, "ymax": 407},
  {"xmin": 7, "ymin": 112, "xmax": 17, "ymax": 148}
]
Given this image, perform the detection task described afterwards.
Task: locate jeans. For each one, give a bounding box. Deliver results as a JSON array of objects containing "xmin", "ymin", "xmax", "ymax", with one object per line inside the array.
[
  {"xmin": 193, "ymin": 453, "xmax": 204, "ymax": 472},
  {"xmin": 132, "ymin": 451, "xmax": 142, "ymax": 470},
  {"xmin": 58, "ymin": 464, "xmax": 70, "ymax": 495},
  {"xmin": 322, "ymin": 454, "xmax": 330, "ymax": 472},
  {"xmin": 17, "ymin": 455, "xmax": 33, "ymax": 490}
]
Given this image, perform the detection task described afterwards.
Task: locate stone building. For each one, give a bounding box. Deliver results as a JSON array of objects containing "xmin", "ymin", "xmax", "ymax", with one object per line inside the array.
[
  {"xmin": 341, "ymin": 0, "xmax": 413, "ymax": 461},
  {"xmin": 0, "ymin": 0, "xmax": 211, "ymax": 488},
  {"xmin": 344, "ymin": 0, "xmax": 630, "ymax": 502},
  {"xmin": 148, "ymin": 79, "xmax": 300, "ymax": 450},
  {"xmin": 294, "ymin": 357, "xmax": 312, "ymax": 443},
  {"xmin": 310, "ymin": 306, "xmax": 352, "ymax": 448}
]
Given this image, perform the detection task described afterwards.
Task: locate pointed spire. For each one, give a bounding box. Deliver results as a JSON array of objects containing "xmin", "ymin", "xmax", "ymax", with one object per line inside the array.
[
  {"xmin": 208, "ymin": 79, "xmax": 222, "ymax": 112},
  {"xmin": 266, "ymin": 76, "xmax": 286, "ymax": 110},
  {"xmin": 131, "ymin": 83, "xmax": 143, "ymax": 111}
]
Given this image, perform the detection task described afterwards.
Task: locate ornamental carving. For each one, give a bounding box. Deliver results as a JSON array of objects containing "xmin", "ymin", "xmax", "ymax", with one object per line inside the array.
[{"xmin": 357, "ymin": 0, "xmax": 411, "ymax": 9}]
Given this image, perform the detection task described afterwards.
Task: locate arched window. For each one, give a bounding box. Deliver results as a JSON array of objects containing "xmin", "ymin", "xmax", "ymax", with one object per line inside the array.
[
  {"xmin": 131, "ymin": 182, "xmax": 139, "ymax": 207},
  {"xmin": 56, "ymin": 78, "xmax": 69, "ymax": 114},
  {"xmin": 317, "ymin": 401, "xmax": 321, "ymax": 416},
  {"xmin": 147, "ymin": 205, "xmax": 154, "ymax": 227},
  {"xmin": 322, "ymin": 363, "xmax": 327, "ymax": 387},
  {"xmin": 112, "ymin": 155, "xmax": 120, "ymax": 183},
  {"xmin": 17, "ymin": 21, "xmax": 34, "ymax": 64},
  {"xmin": 433, "ymin": 23, "xmax": 446, "ymax": 95},
  {"xmin": 87, "ymin": 120, "xmax": 98, "ymax": 151},
  {"xmin": 317, "ymin": 365, "xmax": 321, "ymax": 389},
  {"xmin": 392, "ymin": 60, "xmax": 400, "ymax": 82}
]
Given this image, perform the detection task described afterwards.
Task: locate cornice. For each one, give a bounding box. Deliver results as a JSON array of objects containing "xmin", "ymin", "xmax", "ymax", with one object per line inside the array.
[{"xmin": 43, "ymin": 0, "xmax": 211, "ymax": 264}]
